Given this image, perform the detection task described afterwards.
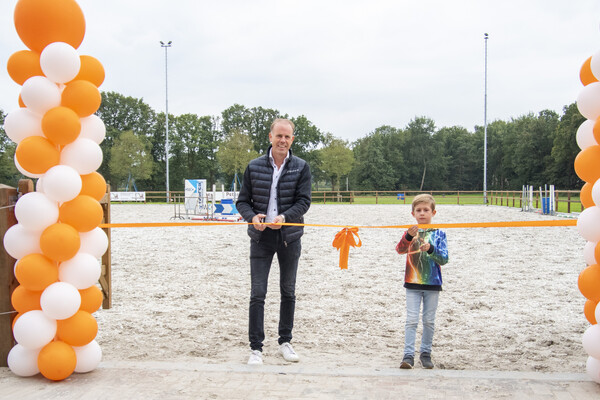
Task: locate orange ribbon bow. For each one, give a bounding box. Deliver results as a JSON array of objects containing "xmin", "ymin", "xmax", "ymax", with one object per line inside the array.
[{"xmin": 332, "ymin": 227, "xmax": 362, "ymax": 270}]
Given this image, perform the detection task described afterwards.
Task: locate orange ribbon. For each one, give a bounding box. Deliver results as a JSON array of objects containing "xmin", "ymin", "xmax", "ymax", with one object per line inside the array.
[{"xmin": 332, "ymin": 227, "xmax": 362, "ymax": 270}]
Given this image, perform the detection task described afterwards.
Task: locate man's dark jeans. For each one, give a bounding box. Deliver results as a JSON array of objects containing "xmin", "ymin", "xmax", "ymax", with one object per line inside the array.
[{"xmin": 249, "ymin": 228, "xmax": 301, "ymax": 351}]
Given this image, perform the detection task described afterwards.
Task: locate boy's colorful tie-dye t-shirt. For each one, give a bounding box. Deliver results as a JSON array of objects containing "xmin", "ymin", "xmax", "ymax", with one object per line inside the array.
[{"xmin": 396, "ymin": 228, "xmax": 449, "ymax": 287}]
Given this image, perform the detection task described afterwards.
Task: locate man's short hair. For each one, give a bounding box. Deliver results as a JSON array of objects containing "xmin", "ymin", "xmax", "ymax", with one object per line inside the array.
[
  {"xmin": 270, "ymin": 118, "xmax": 295, "ymax": 133},
  {"xmin": 412, "ymin": 194, "xmax": 436, "ymax": 211}
]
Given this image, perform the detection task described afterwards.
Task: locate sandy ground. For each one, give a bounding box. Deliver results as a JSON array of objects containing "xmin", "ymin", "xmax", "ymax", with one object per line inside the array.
[{"xmin": 94, "ymin": 203, "xmax": 589, "ymax": 373}]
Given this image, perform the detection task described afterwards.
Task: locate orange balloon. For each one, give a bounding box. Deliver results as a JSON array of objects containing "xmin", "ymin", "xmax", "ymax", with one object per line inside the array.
[
  {"xmin": 15, "ymin": 253, "xmax": 58, "ymax": 291},
  {"xmin": 59, "ymin": 195, "xmax": 103, "ymax": 232},
  {"xmin": 579, "ymin": 264, "xmax": 600, "ymax": 302},
  {"xmin": 11, "ymin": 285, "xmax": 42, "ymax": 313},
  {"xmin": 12, "ymin": 312, "xmax": 23, "ymax": 330},
  {"xmin": 40, "ymin": 223, "xmax": 81, "ymax": 262},
  {"xmin": 574, "ymin": 145, "xmax": 600, "ymax": 183},
  {"xmin": 596, "ymin": 242, "xmax": 600, "ymax": 266},
  {"xmin": 581, "ymin": 57, "xmax": 599, "ymax": 86},
  {"xmin": 15, "ymin": 136, "xmax": 60, "ymax": 174},
  {"xmin": 57, "ymin": 310, "xmax": 98, "ymax": 346},
  {"xmin": 69, "ymin": 55, "xmax": 105, "ymax": 87},
  {"xmin": 80, "ymin": 172, "xmax": 107, "ymax": 201},
  {"xmin": 7, "ymin": 50, "xmax": 43, "ymax": 85},
  {"xmin": 37, "ymin": 340, "xmax": 76, "ymax": 381},
  {"xmin": 581, "ymin": 182, "xmax": 595, "ymax": 208},
  {"xmin": 41, "ymin": 106, "xmax": 81, "ymax": 146},
  {"xmin": 594, "ymin": 119, "xmax": 600, "ymax": 145},
  {"xmin": 61, "ymin": 80, "xmax": 102, "ymax": 117},
  {"xmin": 585, "ymin": 299, "xmax": 598, "ymax": 325},
  {"xmin": 14, "ymin": 0, "xmax": 85, "ymax": 54},
  {"xmin": 79, "ymin": 285, "xmax": 103, "ymax": 313}
]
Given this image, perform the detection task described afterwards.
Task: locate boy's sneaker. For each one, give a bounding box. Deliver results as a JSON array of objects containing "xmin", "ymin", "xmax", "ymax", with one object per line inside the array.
[
  {"xmin": 248, "ymin": 350, "xmax": 263, "ymax": 365},
  {"xmin": 400, "ymin": 354, "xmax": 414, "ymax": 369},
  {"xmin": 420, "ymin": 352, "xmax": 434, "ymax": 369},
  {"xmin": 279, "ymin": 342, "xmax": 299, "ymax": 362}
]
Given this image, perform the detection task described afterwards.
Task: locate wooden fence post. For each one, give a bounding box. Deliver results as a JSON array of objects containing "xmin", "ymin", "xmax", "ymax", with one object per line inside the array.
[
  {"xmin": 99, "ymin": 184, "xmax": 112, "ymax": 309},
  {"xmin": 0, "ymin": 179, "xmax": 33, "ymax": 367}
]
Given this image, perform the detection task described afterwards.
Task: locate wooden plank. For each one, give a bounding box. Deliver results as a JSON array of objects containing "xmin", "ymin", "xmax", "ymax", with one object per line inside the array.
[
  {"xmin": 0, "ymin": 179, "xmax": 33, "ymax": 367},
  {"xmin": 100, "ymin": 184, "xmax": 112, "ymax": 309}
]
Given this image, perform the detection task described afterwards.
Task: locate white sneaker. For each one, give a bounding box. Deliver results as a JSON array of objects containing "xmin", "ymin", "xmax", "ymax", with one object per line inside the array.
[
  {"xmin": 279, "ymin": 342, "xmax": 299, "ymax": 362},
  {"xmin": 247, "ymin": 350, "xmax": 263, "ymax": 365}
]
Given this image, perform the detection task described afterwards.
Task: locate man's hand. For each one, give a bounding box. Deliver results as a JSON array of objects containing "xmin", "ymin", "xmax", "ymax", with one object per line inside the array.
[
  {"xmin": 252, "ymin": 214, "xmax": 267, "ymax": 231},
  {"xmin": 269, "ymin": 214, "xmax": 285, "ymax": 230}
]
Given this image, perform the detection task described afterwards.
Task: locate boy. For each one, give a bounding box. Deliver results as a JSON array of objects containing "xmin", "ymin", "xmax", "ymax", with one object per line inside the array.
[{"xmin": 396, "ymin": 194, "xmax": 449, "ymax": 369}]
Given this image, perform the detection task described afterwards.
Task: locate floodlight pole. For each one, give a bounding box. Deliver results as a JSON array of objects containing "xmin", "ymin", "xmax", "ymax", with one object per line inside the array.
[
  {"xmin": 160, "ymin": 40, "xmax": 172, "ymax": 203},
  {"xmin": 483, "ymin": 33, "xmax": 489, "ymax": 205}
]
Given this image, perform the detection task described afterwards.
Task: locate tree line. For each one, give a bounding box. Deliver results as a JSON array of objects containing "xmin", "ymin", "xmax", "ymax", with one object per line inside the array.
[{"xmin": 0, "ymin": 91, "xmax": 585, "ymax": 192}]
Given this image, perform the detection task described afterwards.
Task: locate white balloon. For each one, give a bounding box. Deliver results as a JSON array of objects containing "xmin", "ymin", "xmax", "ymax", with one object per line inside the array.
[
  {"xmin": 584, "ymin": 241, "xmax": 598, "ymax": 265},
  {"xmin": 59, "ymin": 252, "xmax": 101, "ymax": 289},
  {"xmin": 576, "ymin": 120, "xmax": 598, "ymax": 150},
  {"xmin": 60, "ymin": 138, "xmax": 103, "ymax": 175},
  {"xmin": 14, "ymin": 192, "xmax": 59, "ymax": 232},
  {"xmin": 20, "ymin": 76, "xmax": 61, "ymax": 115},
  {"xmin": 43, "ymin": 164, "xmax": 82, "ymax": 203},
  {"xmin": 578, "ymin": 206, "xmax": 600, "ymax": 242},
  {"xmin": 80, "ymin": 115, "xmax": 106, "ymax": 144},
  {"xmin": 583, "ymin": 324, "xmax": 600, "ymax": 359},
  {"xmin": 73, "ymin": 340, "xmax": 102, "ymax": 373},
  {"xmin": 14, "ymin": 154, "xmax": 43, "ymax": 179},
  {"xmin": 3, "ymin": 108, "xmax": 43, "ymax": 144},
  {"xmin": 3, "ymin": 223, "xmax": 42, "ymax": 259},
  {"xmin": 40, "ymin": 42, "xmax": 81, "ymax": 84},
  {"xmin": 40, "ymin": 281, "xmax": 81, "ymax": 320},
  {"xmin": 13, "ymin": 310, "xmax": 57, "ymax": 349},
  {"xmin": 36, "ymin": 176, "xmax": 44, "ymax": 193},
  {"xmin": 592, "ymin": 179, "xmax": 600, "ymax": 207},
  {"xmin": 587, "ymin": 356, "xmax": 600, "ymax": 384},
  {"xmin": 79, "ymin": 227, "xmax": 109, "ymax": 258},
  {"xmin": 7, "ymin": 344, "xmax": 40, "ymax": 377}
]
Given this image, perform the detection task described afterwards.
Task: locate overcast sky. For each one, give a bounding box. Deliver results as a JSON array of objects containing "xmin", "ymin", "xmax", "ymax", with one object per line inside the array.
[{"xmin": 2, "ymin": 0, "xmax": 600, "ymax": 141}]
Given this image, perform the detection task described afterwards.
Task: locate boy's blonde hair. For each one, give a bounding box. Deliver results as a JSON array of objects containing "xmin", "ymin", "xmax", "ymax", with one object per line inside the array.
[{"xmin": 412, "ymin": 194, "xmax": 436, "ymax": 211}]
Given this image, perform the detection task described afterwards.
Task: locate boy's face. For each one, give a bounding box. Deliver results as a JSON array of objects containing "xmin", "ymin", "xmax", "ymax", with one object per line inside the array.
[{"xmin": 411, "ymin": 202, "xmax": 436, "ymax": 225}]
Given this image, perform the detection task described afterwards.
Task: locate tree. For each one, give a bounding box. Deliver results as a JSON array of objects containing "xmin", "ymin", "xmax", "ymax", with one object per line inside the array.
[
  {"xmin": 216, "ymin": 131, "xmax": 259, "ymax": 186},
  {"xmin": 351, "ymin": 130, "xmax": 396, "ymax": 190},
  {"xmin": 96, "ymin": 92, "xmax": 157, "ymax": 187},
  {"xmin": 550, "ymin": 103, "xmax": 584, "ymax": 188},
  {"xmin": 0, "ymin": 109, "xmax": 19, "ymax": 186},
  {"xmin": 108, "ymin": 131, "xmax": 153, "ymax": 190},
  {"xmin": 319, "ymin": 138, "xmax": 354, "ymax": 190},
  {"xmin": 403, "ymin": 117, "xmax": 444, "ymax": 190}
]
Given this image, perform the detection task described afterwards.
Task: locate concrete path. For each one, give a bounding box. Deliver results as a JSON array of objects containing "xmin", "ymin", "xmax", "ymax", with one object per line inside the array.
[{"xmin": 1, "ymin": 361, "xmax": 599, "ymax": 399}]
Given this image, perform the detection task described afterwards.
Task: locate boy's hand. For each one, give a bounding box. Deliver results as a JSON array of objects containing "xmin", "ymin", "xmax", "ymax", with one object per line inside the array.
[
  {"xmin": 407, "ymin": 225, "xmax": 419, "ymax": 237},
  {"xmin": 420, "ymin": 242, "xmax": 431, "ymax": 252}
]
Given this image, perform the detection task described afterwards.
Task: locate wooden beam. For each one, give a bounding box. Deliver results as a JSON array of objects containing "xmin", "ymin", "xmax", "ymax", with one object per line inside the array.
[{"xmin": 0, "ymin": 179, "xmax": 33, "ymax": 367}]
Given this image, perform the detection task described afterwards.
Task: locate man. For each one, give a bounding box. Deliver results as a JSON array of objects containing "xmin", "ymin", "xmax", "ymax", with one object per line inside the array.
[{"xmin": 236, "ymin": 118, "xmax": 312, "ymax": 365}]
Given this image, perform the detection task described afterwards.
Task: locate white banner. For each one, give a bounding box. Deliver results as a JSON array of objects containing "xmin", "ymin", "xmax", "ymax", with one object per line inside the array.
[
  {"xmin": 110, "ymin": 192, "xmax": 146, "ymax": 202},
  {"xmin": 185, "ymin": 179, "xmax": 207, "ymax": 214}
]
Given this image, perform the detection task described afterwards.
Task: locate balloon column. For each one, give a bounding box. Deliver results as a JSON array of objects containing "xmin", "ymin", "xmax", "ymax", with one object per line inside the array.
[
  {"xmin": 576, "ymin": 54, "xmax": 600, "ymax": 384},
  {"xmin": 2, "ymin": 0, "xmax": 107, "ymax": 381}
]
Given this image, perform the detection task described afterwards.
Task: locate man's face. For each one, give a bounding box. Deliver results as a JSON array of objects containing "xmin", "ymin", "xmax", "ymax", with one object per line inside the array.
[{"xmin": 269, "ymin": 122, "xmax": 294, "ymax": 159}]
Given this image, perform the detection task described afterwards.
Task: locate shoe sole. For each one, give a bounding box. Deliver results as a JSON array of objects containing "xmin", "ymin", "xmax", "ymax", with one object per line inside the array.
[{"xmin": 400, "ymin": 362, "xmax": 413, "ymax": 369}]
